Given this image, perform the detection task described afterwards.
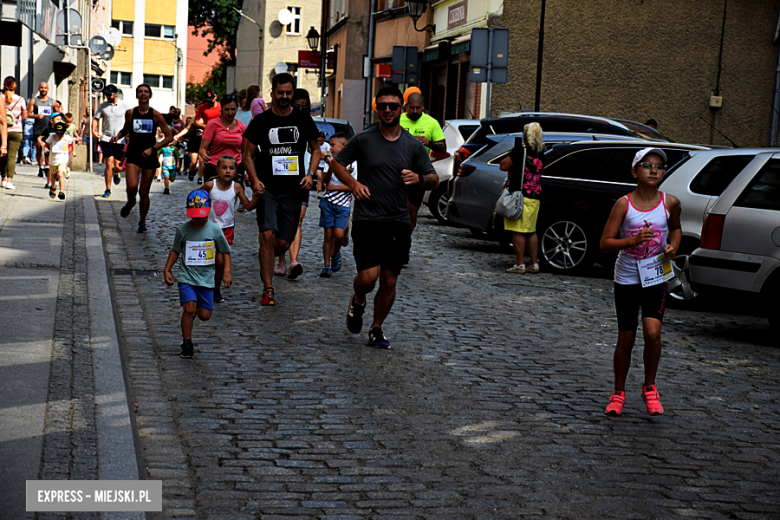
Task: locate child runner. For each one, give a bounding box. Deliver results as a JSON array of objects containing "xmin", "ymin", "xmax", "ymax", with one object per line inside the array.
[
  {"xmin": 63, "ymin": 112, "xmax": 77, "ymax": 178},
  {"xmin": 318, "ymin": 132, "xmax": 356, "ymax": 277},
  {"xmin": 158, "ymin": 140, "xmax": 181, "ymax": 194},
  {"xmin": 599, "ymin": 147, "xmax": 681, "ymax": 416},
  {"xmin": 45, "ymin": 121, "xmax": 72, "ymax": 200},
  {"xmin": 202, "ymin": 155, "xmax": 258, "ymax": 302},
  {"xmin": 163, "ymin": 189, "xmax": 232, "ymax": 359}
]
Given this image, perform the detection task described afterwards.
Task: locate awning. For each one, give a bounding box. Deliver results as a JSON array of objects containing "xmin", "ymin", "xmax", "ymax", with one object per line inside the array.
[
  {"xmin": 422, "ymin": 34, "xmax": 471, "ymax": 62},
  {"xmin": 451, "ymin": 34, "xmax": 470, "ymax": 56}
]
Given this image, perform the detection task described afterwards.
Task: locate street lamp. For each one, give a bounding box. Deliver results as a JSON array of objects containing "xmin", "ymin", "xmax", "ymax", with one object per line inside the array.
[
  {"xmin": 306, "ymin": 27, "xmax": 320, "ymax": 54},
  {"xmin": 407, "ymin": 0, "xmax": 435, "ymax": 34}
]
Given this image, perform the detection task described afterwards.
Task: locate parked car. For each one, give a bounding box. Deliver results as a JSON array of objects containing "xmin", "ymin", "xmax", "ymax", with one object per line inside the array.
[
  {"xmin": 313, "ymin": 117, "xmax": 357, "ymax": 139},
  {"xmin": 689, "ymin": 155, "xmax": 780, "ymax": 332},
  {"xmin": 425, "ymin": 119, "xmax": 480, "ymax": 223},
  {"xmin": 659, "ymin": 149, "xmax": 780, "ymax": 254},
  {"xmin": 447, "ymin": 139, "xmax": 707, "ymax": 273},
  {"xmin": 451, "ymin": 112, "xmax": 670, "ymax": 189}
]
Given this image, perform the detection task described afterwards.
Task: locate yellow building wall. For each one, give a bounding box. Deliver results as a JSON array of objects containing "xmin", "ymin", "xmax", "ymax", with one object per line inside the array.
[
  {"xmin": 143, "ymin": 40, "xmax": 176, "ymax": 76},
  {"xmin": 145, "ymin": 0, "xmax": 177, "ymax": 25},
  {"xmin": 112, "ymin": 0, "xmax": 134, "ymax": 21},
  {"xmin": 111, "ymin": 36, "xmax": 134, "ymax": 72}
]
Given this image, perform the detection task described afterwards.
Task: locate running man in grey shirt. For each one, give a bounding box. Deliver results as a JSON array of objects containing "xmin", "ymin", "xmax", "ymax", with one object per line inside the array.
[
  {"xmin": 329, "ymin": 86, "xmax": 438, "ymax": 349},
  {"xmin": 93, "ymin": 85, "xmax": 130, "ymax": 198}
]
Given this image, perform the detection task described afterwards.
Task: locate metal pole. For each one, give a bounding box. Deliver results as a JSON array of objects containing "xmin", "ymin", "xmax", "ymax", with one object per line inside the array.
[
  {"xmin": 534, "ymin": 0, "xmax": 547, "ymax": 112},
  {"xmin": 486, "ymin": 28, "xmax": 493, "ymax": 118}
]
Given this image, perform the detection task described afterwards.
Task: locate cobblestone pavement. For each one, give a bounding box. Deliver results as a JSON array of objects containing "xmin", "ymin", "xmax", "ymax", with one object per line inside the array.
[{"xmin": 91, "ymin": 174, "xmax": 780, "ymax": 519}]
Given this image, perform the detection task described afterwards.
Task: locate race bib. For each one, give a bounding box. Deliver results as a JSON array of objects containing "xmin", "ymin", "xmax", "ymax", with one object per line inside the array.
[
  {"xmin": 40, "ymin": 106, "xmax": 52, "ymax": 116},
  {"xmin": 272, "ymin": 156, "xmax": 299, "ymax": 176},
  {"xmin": 162, "ymin": 156, "xmax": 175, "ymax": 167},
  {"xmin": 637, "ymin": 254, "xmax": 674, "ymax": 288},
  {"xmin": 51, "ymin": 140, "xmax": 68, "ymax": 154},
  {"xmin": 133, "ymin": 119, "xmax": 154, "ymax": 134},
  {"xmin": 184, "ymin": 240, "xmax": 215, "ymax": 266}
]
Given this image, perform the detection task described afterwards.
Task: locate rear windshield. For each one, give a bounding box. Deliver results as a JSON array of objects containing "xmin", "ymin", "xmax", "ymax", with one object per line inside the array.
[
  {"xmin": 458, "ymin": 125, "xmax": 479, "ymax": 140},
  {"xmin": 735, "ymin": 159, "xmax": 780, "ymax": 211}
]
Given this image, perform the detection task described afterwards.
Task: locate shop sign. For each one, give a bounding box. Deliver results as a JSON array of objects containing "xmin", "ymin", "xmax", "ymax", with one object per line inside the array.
[
  {"xmin": 375, "ymin": 64, "xmax": 392, "ymax": 78},
  {"xmin": 448, "ymin": 1, "xmax": 468, "ymax": 30}
]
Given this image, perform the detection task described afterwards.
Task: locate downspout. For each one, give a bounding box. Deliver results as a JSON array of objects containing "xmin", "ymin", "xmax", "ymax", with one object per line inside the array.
[
  {"xmin": 770, "ymin": 8, "xmax": 780, "ymax": 146},
  {"xmin": 364, "ymin": 0, "xmax": 377, "ymax": 130}
]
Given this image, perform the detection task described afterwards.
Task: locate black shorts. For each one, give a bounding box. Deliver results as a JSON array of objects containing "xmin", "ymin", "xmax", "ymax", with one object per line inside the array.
[
  {"xmin": 614, "ymin": 282, "xmax": 668, "ymax": 331},
  {"xmin": 408, "ymin": 185, "xmax": 425, "ymax": 208},
  {"xmin": 351, "ymin": 220, "xmax": 411, "ymax": 276},
  {"xmin": 125, "ymin": 150, "xmax": 160, "ymax": 171},
  {"xmin": 204, "ymin": 162, "xmax": 245, "ymax": 183},
  {"xmin": 188, "ymin": 135, "xmax": 202, "ymax": 155},
  {"xmin": 99, "ymin": 141, "xmax": 125, "ymax": 160},
  {"xmin": 301, "ymin": 189, "xmax": 310, "ymax": 207},
  {"xmin": 255, "ymin": 190, "xmax": 301, "ymax": 243}
]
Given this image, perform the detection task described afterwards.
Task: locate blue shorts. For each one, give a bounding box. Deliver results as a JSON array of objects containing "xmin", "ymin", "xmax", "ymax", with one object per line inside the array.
[
  {"xmin": 318, "ymin": 198, "xmax": 351, "ymax": 229},
  {"xmin": 178, "ymin": 283, "xmax": 214, "ymax": 310}
]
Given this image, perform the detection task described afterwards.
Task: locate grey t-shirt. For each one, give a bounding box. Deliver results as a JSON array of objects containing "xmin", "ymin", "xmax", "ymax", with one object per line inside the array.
[
  {"xmin": 95, "ymin": 100, "xmax": 130, "ymax": 142},
  {"xmin": 171, "ymin": 221, "xmax": 232, "ymax": 288},
  {"xmin": 335, "ymin": 125, "xmax": 435, "ymax": 224}
]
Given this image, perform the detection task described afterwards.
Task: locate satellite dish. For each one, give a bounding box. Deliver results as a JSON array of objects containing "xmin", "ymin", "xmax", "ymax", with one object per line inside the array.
[
  {"xmin": 274, "ymin": 61, "xmax": 288, "ymax": 74},
  {"xmin": 91, "ymin": 78, "xmax": 106, "ymax": 92},
  {"xmin": 100, "ymin": 44, "xmax": 115, "ymax": 61},
  {"xmin": 56, "ymin": 9, "xmax": 82, "ymax": 33},
  {"xmin": 277, "ymin": 8, "xmax": 294, "ymax": 26},
  {"xmin": 88, "ymin": 35, "xmax": 108, "ymax": 55},
  {"xmin": 104, "ymin": 27, "xmax": 122, "ymax": 47}
]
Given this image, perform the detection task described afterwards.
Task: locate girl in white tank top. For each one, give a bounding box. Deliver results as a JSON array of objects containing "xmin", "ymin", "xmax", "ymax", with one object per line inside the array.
[{"xmin": 598, "ymin": 148, "xmax": 682, "ymax": 418}]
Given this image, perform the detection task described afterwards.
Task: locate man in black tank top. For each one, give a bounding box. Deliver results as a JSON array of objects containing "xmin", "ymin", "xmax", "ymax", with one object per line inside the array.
[
  {"xmin": 111, "ymin": 84, "xmax": 172, "ymax": 233},
  {"xmin": 27, "ymin": 82, "xmax": 54, "ymax": 177}
]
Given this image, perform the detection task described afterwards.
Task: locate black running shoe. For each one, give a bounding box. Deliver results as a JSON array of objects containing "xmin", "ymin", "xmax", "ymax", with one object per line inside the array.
[
  {"xmin": 197, "ymin": 178, "xmax": 203, "ymax": 185},
  {"xmin": 179, "ymin": 341, "xmax": 194, "ymax": 359},
  {"xmin": 368, "ymin": 327, "xmax": 391, "ymax": 349},
  {"xmin": 214, "ymin": 289, "xmax": 225, "ymax": 303},
  {"xmin": 346, "ymin": 295, "xmax": 365, "ymax": 334},
  {"xmin": 120, "ymin": 199, "xmax": 136, "ymax": 218},
  {"xmin": 38, "ymin": 167, "xmax": 44, "ymax": 177},
  {"xmin": 188, "ymin": 172, "xmax": 195, "ymax": 181}
]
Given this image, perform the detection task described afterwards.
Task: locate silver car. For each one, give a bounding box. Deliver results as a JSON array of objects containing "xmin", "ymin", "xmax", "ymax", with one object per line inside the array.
[
  {"xmin": 689, "ymin": 154, "xmax": 780, "ymax": 332},
  {"xmin": 659, "ymin": 148, "xmax": 780, "ymax": 254}
]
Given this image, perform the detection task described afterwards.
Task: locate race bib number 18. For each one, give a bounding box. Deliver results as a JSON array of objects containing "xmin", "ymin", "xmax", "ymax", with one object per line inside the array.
[
  {"xmin": 272, "ymin": 156, "xmax": 299, "ymax": 175},
  {"xmin": 184, "ymin": 240, "xmax": 215, "ymax": 266},
  {"xmin": 637, "ymin": 254, "xmax": 674, "ymax": 288}
]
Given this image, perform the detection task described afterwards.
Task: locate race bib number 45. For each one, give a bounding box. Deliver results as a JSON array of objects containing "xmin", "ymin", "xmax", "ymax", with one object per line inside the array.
[
  {"xmin": 184, "ymin": 240, "xmax": 215, "ymax": 266},
  {"xmin": 637, "ymin": 254, "xmax": 674, "ymax": 288},
  {"xmin": 272, "ymin": 156, "xmax": 299, "ymax": 175}
]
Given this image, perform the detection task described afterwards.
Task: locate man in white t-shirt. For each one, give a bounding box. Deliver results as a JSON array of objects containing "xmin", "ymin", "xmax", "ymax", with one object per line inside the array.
[{"xmin": 92, "ymin": 85, "xmax": 130, "ymax": 198}]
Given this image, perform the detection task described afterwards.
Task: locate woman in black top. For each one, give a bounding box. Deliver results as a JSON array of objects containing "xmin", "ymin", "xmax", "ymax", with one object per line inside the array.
[{"xmin": 112, "ymin": 84, "xmax": 172, "ymax": 233}]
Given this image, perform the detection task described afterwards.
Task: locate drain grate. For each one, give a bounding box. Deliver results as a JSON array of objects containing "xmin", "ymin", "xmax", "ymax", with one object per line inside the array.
[{"xmin": 112, "ymin": 269, "xmax": 159, "ymax": 277}]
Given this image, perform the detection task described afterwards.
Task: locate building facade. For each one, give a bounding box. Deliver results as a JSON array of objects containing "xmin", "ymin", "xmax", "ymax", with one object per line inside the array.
[
  {"xmin": 108, "ymin": 0, "xmax": 189, "ymax": 111},
  {"xmin": 489, "ymin": 0, "xmax": 780, "ymax": 147},
  {"xmin": 234, "ymin": 0, "xmax": 322, "ymax": 102}
]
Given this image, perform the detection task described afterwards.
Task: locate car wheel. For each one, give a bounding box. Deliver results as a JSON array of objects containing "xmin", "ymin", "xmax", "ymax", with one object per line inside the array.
[
  {"xmin": 539, "ymin": 219, "xmax": 593, "ymax": 273},
  {"xmin": 427, "ymin": 185, "xmax": 450, "ymax": 224}
]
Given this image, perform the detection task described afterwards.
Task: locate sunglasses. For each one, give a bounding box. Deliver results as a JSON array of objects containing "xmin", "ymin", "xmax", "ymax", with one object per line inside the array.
[
  {"xmin": 638, "ymin": 162, "xmax": 666, "ymax": 170},
  {"xmin": 376, "ymin": 102, "xmax": 401, "ymax": 111}
]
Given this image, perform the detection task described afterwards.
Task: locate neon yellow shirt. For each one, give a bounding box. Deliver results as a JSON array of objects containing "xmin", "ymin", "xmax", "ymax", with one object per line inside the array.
[{"xmin": 400, "ymin": 112, "xmax": 445, "ymax": 154}]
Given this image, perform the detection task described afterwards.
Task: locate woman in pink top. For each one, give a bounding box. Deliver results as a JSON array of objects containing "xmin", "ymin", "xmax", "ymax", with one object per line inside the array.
[
  {"xmin": 199, "ymin": 95, "xmax": 246, "ymax": 184},
  {"xmin": 1, "ymin": 76, "xmax": 27, "ymax": 189}
]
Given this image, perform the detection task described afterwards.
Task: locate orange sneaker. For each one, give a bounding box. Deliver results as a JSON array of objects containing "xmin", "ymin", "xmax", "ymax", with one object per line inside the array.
[
  {"xmin": 642, "ymin": 385, "xmax": 664, "ymax": 415},
  {"xmin": 605, "ymin": 391, "xmax": 626, "ymax": 416},
  {"xmin": 260, "ymin": 288, "xmax": 276, "ymax": 306}
]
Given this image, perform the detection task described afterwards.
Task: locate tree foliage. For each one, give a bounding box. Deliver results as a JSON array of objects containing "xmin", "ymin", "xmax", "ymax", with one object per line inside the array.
[
  {"xmin": 189, "ymin": 0, "xmax": 242, "ymax": 58},
  {"xmin": 186, "ymin": 63, "xmax": 228, "ymax": 105}
]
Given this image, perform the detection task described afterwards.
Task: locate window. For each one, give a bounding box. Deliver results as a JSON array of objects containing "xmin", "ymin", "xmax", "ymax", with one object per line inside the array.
[
  {"xmin": 111, "ymin": 20, "xmax": 133, "ymax": 36},
  {"xmin": 145, "ymin": 24, "xmax": 175, "ymax": 38},
  {"xmin": 286, "ymin": 6, "xmax": 302, "ymax": 35},
  {"xmin": 546, "ymin": 150, "xmax": 609, "ymax": 180},
  {"xmin": 690, "ymin": 155, "xmax": 753, "ymax": 196},
  {"xmin": 377, "ymin": 0, "xmax": 405, "ymax": 11},
  {"xmin": 142, "ymin": 74, "xmax": 174, "ymax": 90},
  {"xmin": 110, "ymin": 71, "xmax": 131, "ymax": 86},
  {"xmin": 735, "ymin": 159, "xmax": 780, "ymax": 211},
  {"xmin": 329, "ymin": 0, "xmax": 346, "ymax": 27}
]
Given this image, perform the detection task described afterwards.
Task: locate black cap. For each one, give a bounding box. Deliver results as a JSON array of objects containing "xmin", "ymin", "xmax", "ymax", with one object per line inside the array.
[
  {"xmin": 203, "ymin": 89, "xmax": 216, "ymax": 101},
  {"xmin": 103, "ymin": 84, "xmax": 118, "ymax": 95},
  {"xmin": 53, "ymin": 121, "xmax": 68, "ymax": 134}
]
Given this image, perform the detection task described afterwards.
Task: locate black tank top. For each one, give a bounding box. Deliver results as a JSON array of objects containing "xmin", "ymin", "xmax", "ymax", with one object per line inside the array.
[{"xmin": 127, "ymin": 107, "xmax": 158, "ymax": 154}]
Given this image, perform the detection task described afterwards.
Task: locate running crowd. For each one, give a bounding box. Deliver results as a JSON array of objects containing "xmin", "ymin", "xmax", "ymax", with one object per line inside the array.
[{"xmin": 0, "ymin": 74, "xmax": 679, "ymax": 417}]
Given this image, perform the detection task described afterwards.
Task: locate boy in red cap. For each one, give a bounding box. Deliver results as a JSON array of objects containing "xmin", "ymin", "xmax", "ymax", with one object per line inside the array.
[{"xmin": 163, "ymin": 189, "xmax": 232, "ymax": 358}]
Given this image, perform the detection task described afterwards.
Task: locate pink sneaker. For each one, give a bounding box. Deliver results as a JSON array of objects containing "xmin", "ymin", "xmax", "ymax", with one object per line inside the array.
[
  {"xmin": 642, "ymin": 385, "xmax": 664, "ymax": 415},
  {"xmin": 274, "ymin": 261, "xmax": 287, "ymax": 276},
  {"xmin": 605, "ymin": 391, "xmax": 626, "ymax": 416}
]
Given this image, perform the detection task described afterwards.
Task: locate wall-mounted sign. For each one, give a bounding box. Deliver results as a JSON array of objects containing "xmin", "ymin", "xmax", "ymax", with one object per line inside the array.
[
  {"xmin": 448, "ymin": 1, "xmax": 468, "ymax": 30},
  {"xmin": 298, "ymin": 50, "xmax": 335, "ymax": 69},
  {"xmin": 375, "ymin": 64, "xmax": 392, "ymax": 79}
]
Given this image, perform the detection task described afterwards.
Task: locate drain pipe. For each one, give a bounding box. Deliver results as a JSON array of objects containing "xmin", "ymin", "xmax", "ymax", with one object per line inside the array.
[
  {"xmin": 771, "ymin": 8, "xmax": 780, "ymax": 145},
  {"xmin": 364, "ymin": 0, "xmax": 377, "ymax": 130}
]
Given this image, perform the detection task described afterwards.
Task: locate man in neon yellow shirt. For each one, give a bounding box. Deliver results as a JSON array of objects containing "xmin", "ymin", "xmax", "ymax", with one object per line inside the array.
[{"xmin": 399, "ymin": 93, "xmax": 445, "ymax": 236}]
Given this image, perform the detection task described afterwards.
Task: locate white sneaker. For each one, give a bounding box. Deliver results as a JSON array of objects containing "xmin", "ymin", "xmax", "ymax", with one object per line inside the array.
[
  {"xmin": 506, "ymin": 264, "xmax": 526, "ymax": 274},
  {"xmin": 528, "ymin": 263, "xmax": 540, "ymax": 274},
  {"xmin": 1, "ymin": 180, "xmax": 6, "ymax": 188},
  {"xmin": 4, "ymin": 182, "xmax": 15, "ymax": 190}
]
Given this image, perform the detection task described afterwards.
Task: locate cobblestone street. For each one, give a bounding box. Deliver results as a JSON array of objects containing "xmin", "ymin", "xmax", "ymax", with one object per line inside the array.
[{"xmin": 91, "ymin": 174, "xmax": 779, "ymax": 519}]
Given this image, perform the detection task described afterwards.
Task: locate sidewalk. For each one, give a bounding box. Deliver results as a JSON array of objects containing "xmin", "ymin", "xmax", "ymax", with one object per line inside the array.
[{"xmin": 0, "ymin": 166, "xmax": 142, "ymax": 520}]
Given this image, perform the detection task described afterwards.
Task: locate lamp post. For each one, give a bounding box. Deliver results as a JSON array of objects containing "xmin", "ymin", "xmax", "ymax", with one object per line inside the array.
[
  {"xmin": 306, "ymin": 26, "xmax": 327, "ymax": 113},
  {"xmin": 407, "ymin": 0, "xmax": 435, "ymax": 34}
]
